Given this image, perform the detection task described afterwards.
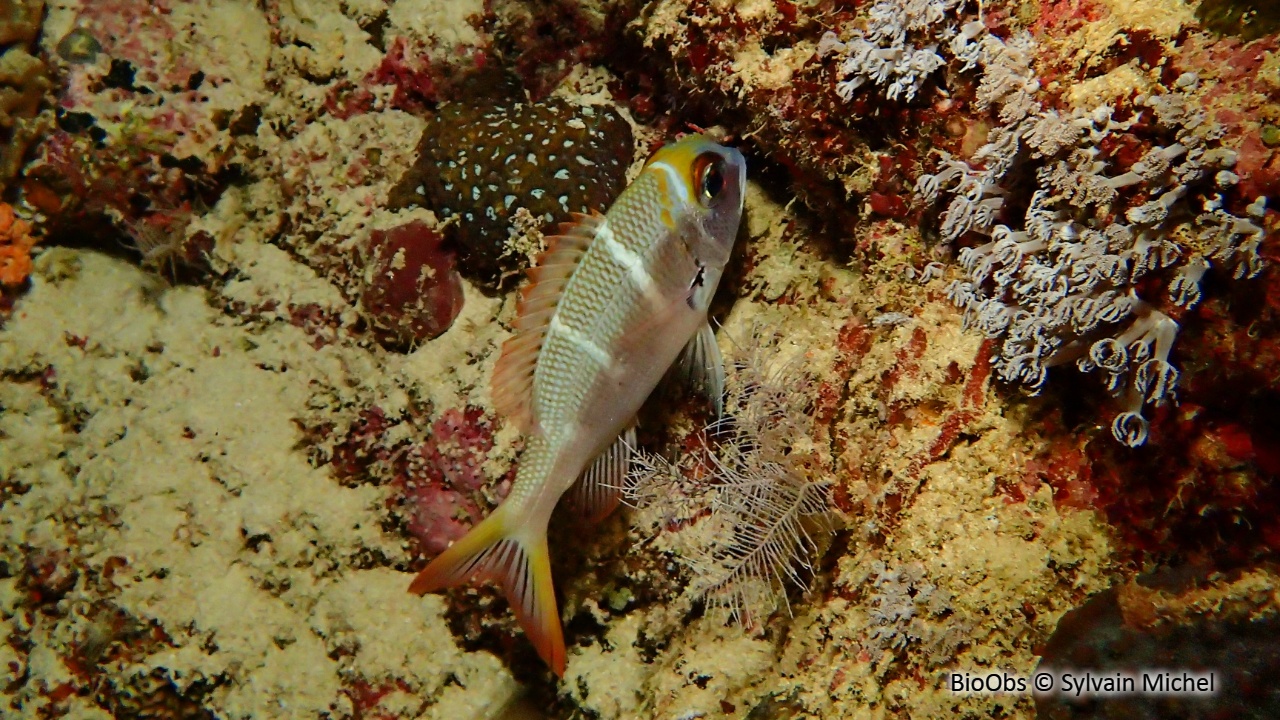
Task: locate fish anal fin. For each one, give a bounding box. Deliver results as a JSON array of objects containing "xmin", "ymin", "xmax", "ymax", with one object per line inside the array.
[
  {"xmin": 565, "ymin": 425, "xmax": 635, "ymax": 524},
  {"xmin": 408, "ymin": 508, "xmax": 566, "ymax": 676},
  {"xmin": 491, "ymin": 214, "xmax": 604, "ymax": 434},
  {"xmin": 675, "ymin": 322, "xmax": 726, "ymax": 417}
]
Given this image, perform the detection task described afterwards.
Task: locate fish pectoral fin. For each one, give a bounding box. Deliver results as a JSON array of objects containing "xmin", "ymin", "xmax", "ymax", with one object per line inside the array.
[
  {"xmin": 565, "ymin": 424, "xmax": 635, "ymax": 524},
  {"xmin": 675, "ymin": 322, "xmax": 726, "ymax": 417},
  {"xmin": 408, "ymin": 509, "xmax": 566, "ymax": 676}
]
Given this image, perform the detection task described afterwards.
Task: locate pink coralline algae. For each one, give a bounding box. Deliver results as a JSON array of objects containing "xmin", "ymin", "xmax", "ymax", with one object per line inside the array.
[
  {"xmin": 359, "ymin": 221, "xmax": 465, "ymax": 348},
  {"xmin": 25, "ymin": 0, "xmax": 247, "ymax": 250},
  {"xmin": 326, "ymin": 36, "xmax": 489, "ymax": 119},
  {"xmin": 49, "ymin": 0, "xmax": 246, "ymax": 169},
  {"xmin": 399, "ymin": 407, "xmax": 510, "ymax": 556},
  {"xmin": 327, "ymin": 404, "xmax": 511, "ymax": 558}
]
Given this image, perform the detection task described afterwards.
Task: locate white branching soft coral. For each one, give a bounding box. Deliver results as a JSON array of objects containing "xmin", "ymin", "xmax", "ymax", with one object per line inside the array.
[
  {"xmin": 818, "ymin": 0, "xmax": 962, "ymax": 103},
  {"xmin": 819, "ymin": 0, "xmax": 1040, "ymax": 111},
  {"xmin": 623, "ymin": 337, "xmax": 836, "ymax": 625},
  {"xmin": 862, "ymin": 561, "xmax": 965, "ymax": 664},
  {"xmin": 918, "ymin": 61, "xmax": 1269, "ymax": 446}
]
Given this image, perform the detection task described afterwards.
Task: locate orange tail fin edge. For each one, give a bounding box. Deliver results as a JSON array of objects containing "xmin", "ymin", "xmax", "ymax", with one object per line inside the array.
[{"xmin": 408, "ymin": 510, "xmax": 566, "ymax": 676}]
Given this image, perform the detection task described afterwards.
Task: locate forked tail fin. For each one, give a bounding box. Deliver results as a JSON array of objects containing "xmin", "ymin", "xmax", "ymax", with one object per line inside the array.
[{"xmin": 408, "ymin": 507, "xmax": 566, "ymax": 675}]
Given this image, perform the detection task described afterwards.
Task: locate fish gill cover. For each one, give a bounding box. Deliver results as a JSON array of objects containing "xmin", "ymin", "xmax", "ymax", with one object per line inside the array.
[{"xmin": 0, "ymin": 0, "xmax": 1277, "ymax": 718}]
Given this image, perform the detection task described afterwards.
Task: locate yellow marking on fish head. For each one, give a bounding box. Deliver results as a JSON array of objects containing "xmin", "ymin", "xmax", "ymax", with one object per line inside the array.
[{"xmin": 641, "ymin": 134, "xmax": 747, "ymax": 268}]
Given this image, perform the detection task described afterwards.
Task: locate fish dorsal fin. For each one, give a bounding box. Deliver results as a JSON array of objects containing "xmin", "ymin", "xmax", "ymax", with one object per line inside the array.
[
  {"xmin": 492, "ymin": 212, "xmax": 604, "ymax": 433},
  {"xmin": 565, "ymin": 424, "xmax": 635, "ymax": 523}
]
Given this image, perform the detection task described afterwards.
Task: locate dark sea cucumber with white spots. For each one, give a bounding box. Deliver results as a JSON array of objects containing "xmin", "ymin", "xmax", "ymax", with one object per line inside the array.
[{"xmin": 388, "ymin": 96, "xmax": 634, "ymax": 289}]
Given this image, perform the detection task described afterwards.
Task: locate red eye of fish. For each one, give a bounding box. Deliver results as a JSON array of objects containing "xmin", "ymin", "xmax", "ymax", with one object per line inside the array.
[{"xmin": 694, "ymin": 153, "xmax": 725, "ymax": 206}]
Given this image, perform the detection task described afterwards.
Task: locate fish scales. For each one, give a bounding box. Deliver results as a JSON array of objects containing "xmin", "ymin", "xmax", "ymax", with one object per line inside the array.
[
  {"xmin": 409, "ymin": 135, "xmax": 746, "ymax": 676},
  {"xmin": 531, "ymin": 187, "xmax": 673, "ymax": 392},
  {"xmin": 537, "ymin": 211, "xmax": 679, "ymax": 424}
]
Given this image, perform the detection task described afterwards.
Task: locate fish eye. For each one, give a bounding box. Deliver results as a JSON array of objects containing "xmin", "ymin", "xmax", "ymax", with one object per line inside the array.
[{"xmin": 694, "ymin": 153, "xmax": 725, "ymax": 206}]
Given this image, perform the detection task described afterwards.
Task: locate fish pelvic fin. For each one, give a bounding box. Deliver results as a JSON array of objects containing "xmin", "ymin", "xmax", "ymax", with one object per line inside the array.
[
  {"xmin": 564, "ymin": 424, "xmax": 635, "ymax": 524},
  {"xmin": 408, "ymin": 507, "xmax": 566, "ymax": 676},
  {"xmin": 675, "ymin": 322, "xmax": 726, "ymax": 417}
]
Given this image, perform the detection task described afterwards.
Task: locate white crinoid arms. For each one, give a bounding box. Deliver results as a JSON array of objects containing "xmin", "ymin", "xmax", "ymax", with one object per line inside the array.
[{"xmin": 625, "ymin": 330, "xmax": 838, "ymax": 626}]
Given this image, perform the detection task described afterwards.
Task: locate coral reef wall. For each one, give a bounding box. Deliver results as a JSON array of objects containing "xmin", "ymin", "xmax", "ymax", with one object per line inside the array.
[
  {"xmin": 0, "ymin": 0, "xmax": 1277, "ymax": 718},
  {"xmin": 0, "ymin": 0, "xmax": 49, "ymax": 191}
]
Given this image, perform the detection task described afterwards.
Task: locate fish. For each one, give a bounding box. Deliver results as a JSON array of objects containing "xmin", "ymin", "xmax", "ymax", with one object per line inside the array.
[{"xmin": 408, "ymin": 134, "xmax": 747, "ymax": 675}]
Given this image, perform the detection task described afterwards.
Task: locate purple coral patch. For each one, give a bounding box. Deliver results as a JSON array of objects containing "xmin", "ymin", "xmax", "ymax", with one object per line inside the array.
[
  {"xmin": 360, "ymin": 221, "xmax": 464, "ymax": 348},
  {"xmin": 399, "ymin": 407, "xmax": 511, "ymax": 555}
]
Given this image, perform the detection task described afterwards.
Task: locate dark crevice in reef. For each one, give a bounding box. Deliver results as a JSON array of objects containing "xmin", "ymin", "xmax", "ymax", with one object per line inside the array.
[
  {"xmin": 1037, "ymin": 573, "xmax": 1280, "ymax": 719},
  {"xmin": 1196, "ymin": 0, "xmax": 1280, "ymax": 40}
]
